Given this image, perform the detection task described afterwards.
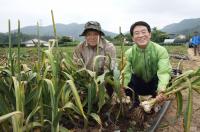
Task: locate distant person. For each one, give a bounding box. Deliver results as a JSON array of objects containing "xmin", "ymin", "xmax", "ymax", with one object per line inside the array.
[
  {"xmin": 73, "ymin": 21, "xmax": 116, "ymax": 96},
  {"xmin": 122, "ymin": 21, "xmax": 172, "ymax": 108},
  {"xmin": 191, "ymin": 31, "xmax": 200, "ymax": 56}
]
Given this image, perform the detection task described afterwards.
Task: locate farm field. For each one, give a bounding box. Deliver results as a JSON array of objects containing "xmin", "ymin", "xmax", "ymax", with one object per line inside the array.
[
  {"xmin": 0, "ymin": 44, "xmax": 200, "ymax": 131},
  {"xmin": 157, "ymin": 48, "xmax": 200, "ymax": 132},
  {"xmin": 0, "ymin": 45, "xmax": 188, "ymax": 66}
]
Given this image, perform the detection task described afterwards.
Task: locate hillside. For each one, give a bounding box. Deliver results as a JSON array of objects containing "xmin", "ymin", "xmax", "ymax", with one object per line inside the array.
[
  {"xmin": 12, "ymin": 23, "xmax": 117, "ymax": 40},
  {"xmin": 161, "ymin": 18, "xmax": 200, "ymax": 35}
]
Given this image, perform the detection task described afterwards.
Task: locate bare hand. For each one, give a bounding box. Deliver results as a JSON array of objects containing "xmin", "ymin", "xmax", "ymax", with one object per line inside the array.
[
  {"xmin": 120, "ymin": 87, "xmax": 126, "ymax": 96},
  {"xmin": 156, "ymin": 92, "xmax": 167, "ymax": 103}
]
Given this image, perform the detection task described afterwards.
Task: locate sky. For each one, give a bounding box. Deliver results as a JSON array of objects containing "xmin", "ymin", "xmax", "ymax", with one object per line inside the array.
[{"xmin": 0, "ymin": 0, "xmax": 200, "ymax": 33}]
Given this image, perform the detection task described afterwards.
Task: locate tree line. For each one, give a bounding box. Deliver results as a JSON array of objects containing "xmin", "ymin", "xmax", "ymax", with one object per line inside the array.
[
  {"xmin": 0, "ymin": 28, "xmax": 169, "ymax": 47},
  {"xmin": 0, "ymin": 32, "xmax": 53, "ymax": 45}
]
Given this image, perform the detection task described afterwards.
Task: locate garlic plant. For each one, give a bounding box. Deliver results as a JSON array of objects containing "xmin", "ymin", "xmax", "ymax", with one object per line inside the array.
[
  {"xmin": 140, "ymin": 98, "xmax": 157, "ymax": 113},
  {"xmin": 140, "ymin": 68, "xmax": 200, "ymax": 132}
]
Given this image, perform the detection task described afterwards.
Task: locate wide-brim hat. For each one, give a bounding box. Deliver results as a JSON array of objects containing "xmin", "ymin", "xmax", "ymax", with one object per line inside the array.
[{"xmin": 80, "ymin": 21, "xmax": 105, "ymax": 36}]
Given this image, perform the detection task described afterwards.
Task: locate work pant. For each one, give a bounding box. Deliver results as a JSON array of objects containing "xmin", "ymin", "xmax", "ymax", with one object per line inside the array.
[
  {"xmin": 105, "ymin": 82, "xmax": 114, "ymax": 97},
  {"xmin": 193, "ymin": 45, "xmax": 200, "ymax": 56},
  {"xmin": 125, "ymin": 74, "xmax": 158, "ymax": 103}
]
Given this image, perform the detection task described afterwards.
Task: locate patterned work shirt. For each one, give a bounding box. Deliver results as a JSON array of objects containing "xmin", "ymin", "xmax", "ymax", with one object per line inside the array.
[{"xmin": 73, "ymin": 38, "xmax": 116, "ymax": 74}]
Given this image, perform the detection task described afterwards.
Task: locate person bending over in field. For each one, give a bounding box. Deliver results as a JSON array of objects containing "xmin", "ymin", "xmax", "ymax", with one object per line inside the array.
[
  {"xmin": 73, "ymin": 21, "xmax": 116, "ymax": 97},
  {"xmin": 122, "ymin": 21, "xmax": 172, "ymax": 108}
]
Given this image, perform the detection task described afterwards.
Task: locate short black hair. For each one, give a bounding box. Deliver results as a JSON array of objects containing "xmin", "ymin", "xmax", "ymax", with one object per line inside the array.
[{"xmin": 130, "ymin": 21, "xmax": 151, "ymax": 36}]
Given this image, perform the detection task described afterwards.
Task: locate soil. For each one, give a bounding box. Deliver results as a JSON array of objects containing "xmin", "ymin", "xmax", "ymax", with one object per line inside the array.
[{"xmin": 157, "ymin": 48, "xmax": 200, "ymax": 132}]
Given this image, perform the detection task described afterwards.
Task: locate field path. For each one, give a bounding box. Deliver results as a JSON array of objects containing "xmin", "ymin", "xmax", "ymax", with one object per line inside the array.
[
  {"xmin": 187, "ymin": 48, "xmax": 200, "ymax": 67},
  {"xmin": 157, "ymin": 48, "xmax": 200, "ymax": 132}
]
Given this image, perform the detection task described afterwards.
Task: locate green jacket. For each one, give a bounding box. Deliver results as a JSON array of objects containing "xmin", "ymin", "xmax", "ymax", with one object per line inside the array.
[{"xmin": 123, "ymin": 41, "xmax": 172, "ymax": 92}]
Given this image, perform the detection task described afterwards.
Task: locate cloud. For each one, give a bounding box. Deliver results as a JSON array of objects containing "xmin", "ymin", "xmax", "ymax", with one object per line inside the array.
[{"xmin": 0, "ymin": 0, "xmax": 200, "ymax": 33}]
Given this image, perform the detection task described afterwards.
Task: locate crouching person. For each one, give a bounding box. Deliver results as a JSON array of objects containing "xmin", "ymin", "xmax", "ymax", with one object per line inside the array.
[
  {"xmin": 73, "ymin": 21, "xmax": 116, "ymax": 97},
  {"xmin": 122, "ymin": 21, "xmax": 172, "ymax": 108}
]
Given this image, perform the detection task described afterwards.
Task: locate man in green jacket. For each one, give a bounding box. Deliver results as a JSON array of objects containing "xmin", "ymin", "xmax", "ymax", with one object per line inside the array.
[{"xmin": 123, "ymin": 21, "xmax": 172, "ymax": 107}]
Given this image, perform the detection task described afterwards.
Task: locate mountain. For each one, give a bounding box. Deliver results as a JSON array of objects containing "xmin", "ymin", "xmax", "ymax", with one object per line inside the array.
[
  {"xmin": 12, "ymin": 23, "xmax": 117, "ymax": 40},
  {"xmin": 161, "ymin": 18, "xmax": 200, "ymax": 35}
]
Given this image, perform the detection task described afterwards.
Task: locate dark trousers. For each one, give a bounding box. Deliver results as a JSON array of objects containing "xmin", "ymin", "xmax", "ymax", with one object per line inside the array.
[
  {"xmin": 125, "ymin": 74, "xmax": 158, "ymax": 102},
  {"xmin": 193, "ymin": 45, "xmax": 200, "ymax": 56},
  {"xmin": 105, "ymin": 82, "xmax": 114, "ymax": 97}
]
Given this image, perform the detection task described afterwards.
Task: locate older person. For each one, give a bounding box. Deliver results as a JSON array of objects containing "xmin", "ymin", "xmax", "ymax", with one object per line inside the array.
[
  {"xmin": 73, "ymin": 21, "xmax": 116, "ymax": 96},
  {"xmin": 73, "ymin": 21, "xmax": 116, "ymax": 75}
]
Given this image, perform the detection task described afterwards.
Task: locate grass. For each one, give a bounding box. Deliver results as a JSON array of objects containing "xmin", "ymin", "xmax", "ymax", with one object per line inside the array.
[
  {"xmin": 164, "ymin": 45, "xmax": 188, "ymax": 55},
  {"xmin": 0, "ymin": 44, "xmax": 188, "ymax": 70},
  {"xmin": 0, "ymin": 44, "xmax": 188, "ymax": 58}
]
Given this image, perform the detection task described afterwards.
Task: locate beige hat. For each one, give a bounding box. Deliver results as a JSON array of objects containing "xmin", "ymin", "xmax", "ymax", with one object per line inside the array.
[{"xmin": 80, "ymin": 21, "xmax": 105, "ymax": 36}]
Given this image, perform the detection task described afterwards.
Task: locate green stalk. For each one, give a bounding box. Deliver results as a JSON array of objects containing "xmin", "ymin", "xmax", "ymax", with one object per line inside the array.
[
  {"xmin": 165, "ymin": 86, "xmax": 188, "ymax": 96},
  {"xmin": 95, "ymin": 35, "xmax": 100, "ymax": 72},
  {"xmin": 0, "ymin": 111, "xmax": 23, "ymax": 123},
  {"xmin": 37, "ymin": 22, "xmax": 41, "ymax": 69},
  {"xmin": 67, "ymin": 80, "xmax": 88, "ymax": 127},
  {"xmin": 48, "ymin": 10, "xmax": 61, "ymax": 132},
  {"xmin": 43, "ymin": 50, "xmax": 60, "ymax": 132},
  {"xmin": 87, "ymin": 83, "xmax": 92, "ymax": 114},
  {"xmin": 8, "ymin": 19, "xmax": 11, "ymax": 63},
  {"xmin": 193, "ymin": 85, "xmax": 200, "ymax": 94},
  {"xmin": 12, "ymin": 77, "xmax": 25, "ymax": 132},
  {"xmin": 51, "ymin": 10, "xmax": 58, "ymax": 52},
  {"xmin": 17, "ymin": 20, "xmax": 21, "ymax": 74},
  {"xmin": 119, "ymin": 26, "xmax": 125, "ymax": 88},
  {"xmin": 8, "ymin": 19, "xmax": 14, "ymax": 75},
  {"xmin": 166, "ymin": 70, "xmax": 195, "ymax": 92},
  {"xmin": 118, "ymin": 26, "xmax": 125, "ymax": 118},
  {"xmin": 184, "ymin": 78, "xmax": 193, "ymax": 132},
  {"xmin": 43, "ymin": 79, "xmax": 57, "ymax": 132},
  {"xmin": 175, "ymin": 91, "xmax": 183, "ymax": 117},
  {"xmin": 50, "ymin": 9, "xmax": 59, "ymax": 89}
]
